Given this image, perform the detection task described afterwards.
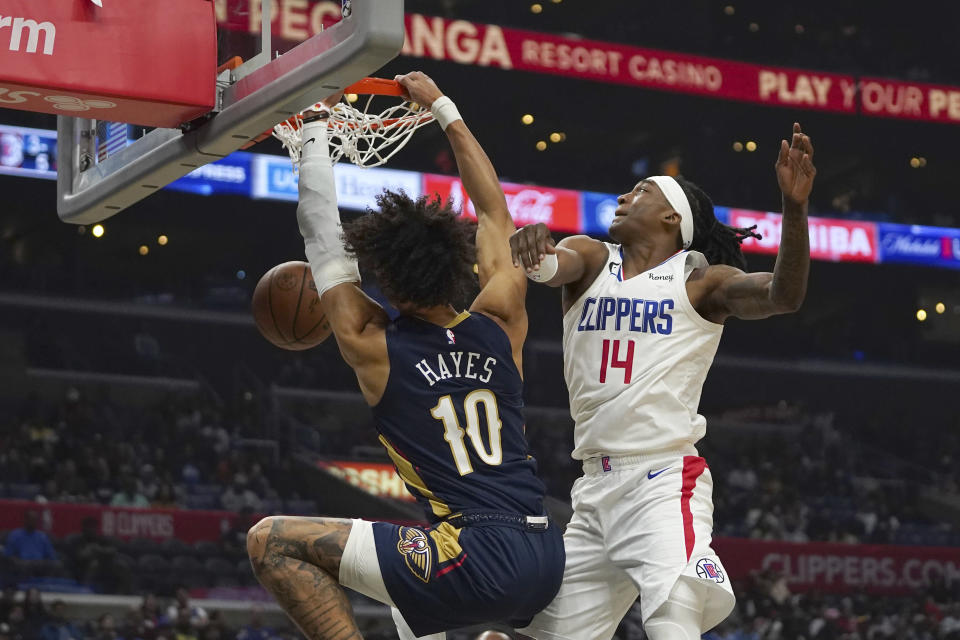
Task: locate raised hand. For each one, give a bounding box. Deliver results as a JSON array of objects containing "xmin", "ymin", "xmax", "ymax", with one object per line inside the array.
[
  {"xmin": 394, "ymin": 71, "xmax": 445, "ymax": 108},
  {"xmin": 776, "ymin": 122, "xmax": 816, "ymax": 207}
]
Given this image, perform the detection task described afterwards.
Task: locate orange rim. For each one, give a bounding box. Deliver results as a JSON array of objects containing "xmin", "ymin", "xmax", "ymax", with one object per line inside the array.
[
  {"xmin": 344, "ymin": 77, "xmax": 404, "ymax": 96},
  {"xmin": 241, "ymin": 79, "xmax": 415, "ymax": 149}
]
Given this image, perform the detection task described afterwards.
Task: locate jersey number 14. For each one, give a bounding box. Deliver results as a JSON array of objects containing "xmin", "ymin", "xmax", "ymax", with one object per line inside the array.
[
  {"xmin": 431, "ymin": 390, "xmax": 503, "ymax": 476},
  {"xmin": 600, "ymin": 338, "xmax": 635, "ymax": 384}
]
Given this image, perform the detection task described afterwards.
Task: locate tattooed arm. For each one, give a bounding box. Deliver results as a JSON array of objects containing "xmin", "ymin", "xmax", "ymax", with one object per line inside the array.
[{"xmin": 689, "ymin": 123, "xmax": 815, "ymax": 323}]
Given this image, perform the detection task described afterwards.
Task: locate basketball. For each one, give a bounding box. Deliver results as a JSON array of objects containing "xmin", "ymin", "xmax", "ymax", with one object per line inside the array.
[{"xmin": 251, "ymin": 261, "xmax": 331, "ymax": 350}]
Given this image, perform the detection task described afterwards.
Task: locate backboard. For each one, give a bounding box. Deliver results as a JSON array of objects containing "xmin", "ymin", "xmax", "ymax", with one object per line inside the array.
[{"xmin": 56, "ymin": 0, "xmax": 403, "ymax": 224}]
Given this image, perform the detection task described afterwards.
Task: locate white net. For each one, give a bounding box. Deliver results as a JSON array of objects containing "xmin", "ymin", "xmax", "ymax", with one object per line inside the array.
[{"xmin": 272, "ymin": 95, "xmax": 435, "ymax": 170}]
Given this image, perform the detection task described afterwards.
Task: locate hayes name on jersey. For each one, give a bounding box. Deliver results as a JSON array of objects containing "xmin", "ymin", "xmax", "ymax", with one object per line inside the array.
[{"xmin": 415, "ymin": 351, "xmax": 498, "ymax": 387}]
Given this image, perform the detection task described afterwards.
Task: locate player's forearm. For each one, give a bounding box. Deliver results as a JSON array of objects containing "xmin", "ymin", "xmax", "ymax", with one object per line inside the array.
[
  {"xmin": 769, "ymin": 197, "xmax": 809, "ymax": 312},
  {"xmin": 444, "ymin": 120, "xmax": 512, "ymax": 229},
  {"xmin": 297, "ymin": 120, "xmax": 359, "ymax": 297}
]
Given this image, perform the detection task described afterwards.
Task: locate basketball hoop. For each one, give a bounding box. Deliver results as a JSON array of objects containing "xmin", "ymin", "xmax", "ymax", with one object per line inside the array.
[{"xmin": 271, "ymin": 78, "xmax": 435, "ymax": 170}]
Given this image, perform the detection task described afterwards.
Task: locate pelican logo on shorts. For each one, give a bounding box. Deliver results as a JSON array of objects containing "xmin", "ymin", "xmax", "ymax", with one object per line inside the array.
[
  {"xmin": 397, "ymin": 527, "xmax": 432, "ymax": 583},
  {"xmin": 696, "ymin": 558, "xmax": 725, "ymax": 584},
  {"xmin": 601, "ymin": 456, "xmax": 612, "ymax": 472}
]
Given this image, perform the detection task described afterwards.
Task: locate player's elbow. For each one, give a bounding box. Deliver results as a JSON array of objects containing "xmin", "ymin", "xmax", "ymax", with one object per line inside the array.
[{"xmin": 771, "ymin": 292, "xmax": 805, "ymax": 314}]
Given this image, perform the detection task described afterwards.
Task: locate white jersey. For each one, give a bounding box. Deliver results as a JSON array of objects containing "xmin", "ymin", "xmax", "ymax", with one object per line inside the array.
[{"xmin": 562, "ymin": 244, "xmax": 723, "ymax": 460}]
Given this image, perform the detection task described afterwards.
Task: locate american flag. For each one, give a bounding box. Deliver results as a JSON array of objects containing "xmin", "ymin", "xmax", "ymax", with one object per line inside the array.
[{"xmin": 96, "ymin": 122, "xmax": 127, "ymax": 162}]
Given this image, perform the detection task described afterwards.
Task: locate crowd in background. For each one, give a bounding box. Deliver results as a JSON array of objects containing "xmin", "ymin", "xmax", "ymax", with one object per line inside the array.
[
  {"xmin": 0, "ymin": 390, "xmax": 309, "ymax": 515},
  {"xmin": 0, "ymin": 587, "xmax": 293, "ymax": 640},
  {"xmin": 699, "ymin": 570, "xmax": 960, "ymax": 640},
  {"xmin": 2, "ymin": 387, "xmax": 955, "ymax": 549}
]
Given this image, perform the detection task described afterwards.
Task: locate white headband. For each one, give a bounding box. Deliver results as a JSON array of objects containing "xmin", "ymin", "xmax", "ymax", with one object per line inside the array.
[{"xmin": 647, "ymin": 176, "xmax": 694, "ymax": 249}]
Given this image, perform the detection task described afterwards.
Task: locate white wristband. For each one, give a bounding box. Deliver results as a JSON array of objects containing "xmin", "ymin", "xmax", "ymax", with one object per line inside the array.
[
  {"xmin": 527, "ymin": 253, "xmax": 558, "ymax": 283},
  {"xmin": 431, "ymin": 96, "xmax": 462, "ymax": 131}
]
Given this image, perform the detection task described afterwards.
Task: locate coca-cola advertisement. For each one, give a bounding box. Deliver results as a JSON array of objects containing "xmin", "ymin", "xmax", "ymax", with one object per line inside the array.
[{"xmin": 422, "ymin": 173, "xmax": 582, "ymax": 233}]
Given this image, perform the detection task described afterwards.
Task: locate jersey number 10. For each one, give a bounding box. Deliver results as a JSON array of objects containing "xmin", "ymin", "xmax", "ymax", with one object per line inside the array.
[{"xmin": 431, "ymin": 390, "xmax": 503, "ymax": 476}]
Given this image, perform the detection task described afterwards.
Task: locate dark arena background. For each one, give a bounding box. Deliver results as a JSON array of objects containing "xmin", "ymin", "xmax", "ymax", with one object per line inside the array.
[{"xmin": 2, "ymin": 1, "xmax": 959, "ymax": 639}]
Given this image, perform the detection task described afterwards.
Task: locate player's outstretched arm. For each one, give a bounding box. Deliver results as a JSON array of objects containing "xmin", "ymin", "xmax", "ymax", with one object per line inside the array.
[
  {"xmin": 296, "ymin": 101, "xmax": 389, "ymax": 401},
  {"xmin": 695, "ymin": 122, "xmax": 814, "ymax": 322},
  {"xmin": 508, "ymin": 225, "xmax": 609, "ymax": 288},
  {"xmin": 397, "ymin": 72, "xmax": 528, "ymax": 358}
]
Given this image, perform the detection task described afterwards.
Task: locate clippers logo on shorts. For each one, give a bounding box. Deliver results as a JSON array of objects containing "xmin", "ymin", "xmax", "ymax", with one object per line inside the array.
[
  {"xmin": 601, "ymin": 456, "xmax": 612, "ymax": 472},
  {"xmin": 696, "ymin": 558, "xmax": 725, "ymax": 584},
  {"xmin": 397, "ymin": 527, "xmax": 432, "ymax": 583}
]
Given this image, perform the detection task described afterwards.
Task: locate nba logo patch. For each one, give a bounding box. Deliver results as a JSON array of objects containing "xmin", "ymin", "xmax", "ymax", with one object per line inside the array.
[
  {"xmin": 446, "ymin": 329, "xmax": 456, "ymax": 344},
  {"xmin": 601, "ymin": 456, "xmax": 612, "ymax": 472},
  {"xmin": 397, "ymin": 527, "xmax": 432, "ymax": 583},
  {"xmin": 696, "ymin": 558, "xmax": 725, "ymax": 584}
]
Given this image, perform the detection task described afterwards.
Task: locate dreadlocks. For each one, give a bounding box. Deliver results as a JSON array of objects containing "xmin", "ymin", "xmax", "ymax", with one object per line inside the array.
[
  {"xmin": 674, "ymin": 177, "xmax": 762, "ymax": 270},
  {"xmin": 342, "ymin": 190, "xmax": 477, "ymax": 309}
]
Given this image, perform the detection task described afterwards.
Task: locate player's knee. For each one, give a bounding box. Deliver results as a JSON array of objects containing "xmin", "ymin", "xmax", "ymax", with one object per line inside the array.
[{"xmin": 246, "ymin": 515, "xmax": 280, "ymax": 564}]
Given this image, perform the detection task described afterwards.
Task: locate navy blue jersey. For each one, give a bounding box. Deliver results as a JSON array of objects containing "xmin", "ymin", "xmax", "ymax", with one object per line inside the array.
[{"xmin": 371, "ymin": 311, "xmax": 546, "ymax": 523}]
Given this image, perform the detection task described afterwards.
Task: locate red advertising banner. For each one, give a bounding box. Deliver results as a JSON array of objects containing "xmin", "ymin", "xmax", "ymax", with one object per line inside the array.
[
  {"xmin": 401, "ymin": 15, "xmax": 857, "ymax": 114},
  {"xmin": 423, "ymin": 172, "xmax": 582, "ymax": 232},
  {"xmin": 217, "ymin": 2, "xmax": 960, "ymax": 125},
  {"xmin": 0, "ymin": 0, "xmax": 216, "ymax": 128},
  {"xmin": 728, "ymin": 209, "xmax": 879, "ymax": 263},
  {"xmin": 713, "ymin": 537, "xmax": 960, "ymax": 595},
  {"xmin": 317, "ymin": 460, "xmax": 415, "ymax": 502},
  {"xmin": 0, "ymin": 499, "xmax": 235, "ymax": 543},
  {"xmin": 860, "ymin": 77, "xmax": 960, "ymax": 124}
]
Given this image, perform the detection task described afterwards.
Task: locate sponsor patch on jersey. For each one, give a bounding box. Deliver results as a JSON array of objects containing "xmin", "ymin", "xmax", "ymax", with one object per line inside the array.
[
  {"xmin": 397, "ymin": 527, "xmax": 432, "ymax": 583},
  {"xmin": 695, "ymin": 557, "xmax": 725, "ymax": 584}
]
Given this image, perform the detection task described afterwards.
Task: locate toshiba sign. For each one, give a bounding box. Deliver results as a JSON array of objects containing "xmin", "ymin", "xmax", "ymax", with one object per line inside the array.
[{"xmin": 728, "ymin": 210, "xmax": 878, "ymax": 263}]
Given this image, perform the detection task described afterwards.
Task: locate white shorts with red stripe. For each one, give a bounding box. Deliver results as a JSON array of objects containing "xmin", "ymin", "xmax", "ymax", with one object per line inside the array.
[{"xmin": 520, "ymin": 451, "xmax": 735, "ymax": 640}]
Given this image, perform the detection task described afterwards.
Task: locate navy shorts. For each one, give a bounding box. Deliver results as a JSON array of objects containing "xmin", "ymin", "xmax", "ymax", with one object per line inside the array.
[{"xmin": 372, "ymin": 516, "xmax": 565, "ymax": 636}]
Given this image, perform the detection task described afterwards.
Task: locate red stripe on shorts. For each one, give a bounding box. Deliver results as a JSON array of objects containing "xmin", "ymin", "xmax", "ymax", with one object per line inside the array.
[
  {"xmin": 435, "ymin": 552, "xmax": 467, "ymax": 577},
  {"xmin": 680, "ymin": 456, "xmax": 707, "ymax": 562}
]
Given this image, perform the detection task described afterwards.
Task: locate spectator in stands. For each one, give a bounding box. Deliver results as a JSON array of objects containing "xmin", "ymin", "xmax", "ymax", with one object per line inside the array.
[
  {"xmin": 152, "ymin": 484, "xmax": 179, "ymax": 509},
  {"xmin": 219, "ymin": 474, "xmax": 261, "ymax": 513},
  {"xmin": 21, "ymin": 589, "xmax": 47, "ymax": 632},
  {"xmin": 220, "ymin": 508, "xmax": 255, "ymax": 557},
  {"xmin": 2, "ymin": 511, "xmax": 60, "ymax": 577},
  {"xmin": 109, "ymin": 475, "xmax": 149, "ymax": 508},
  {"xmin": 236, "ymin": 607, "xmax": 278, "ymax": 640},
  {"xmin": 94, "ymin": 613, "xmax": 119, "ymax": 640},
  {"xmin": 165, "ymin": 588, "xmax": 207, "ymax": 628},
  {"xmin": 3, "ymin": 605, "xmax": 26, "ymax": 640},
  {"xmin": 0, "ymin": 588, "xmax": 16, "ymax": 622},
  {"xmin": 41, "ymin": 600, "xmax": 83, "ymax": 640},
  {"xmin": 139, "ymin": 594, "xmax": 161, "ymax": 629},
  {"xmin": 173, "ymin": 607, "xmax": 198, "ymax": 640},
  {"xmin": 119, "ymin": 605, "xmax": 149, "ymax": 640},
  {"xmin": 200, "ymin": 611, "xmax": 230, "ymax": 640},
  {"xmin": 139, "ymin": 464, "xmax": 160, "ymax": 502},
  {"xmin": 70, "ymin": 516, "xmax": 130, "ymax": 593},
  {"xmin": 727, "ymin": 456, "xmax": 759, "ymax": 492}
]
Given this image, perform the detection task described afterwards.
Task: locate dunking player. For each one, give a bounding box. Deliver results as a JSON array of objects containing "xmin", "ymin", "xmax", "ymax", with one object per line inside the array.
[
  {"xmin": 511, "ymin": 124, "xmax": 816, "ymax": 639},
  {"xmin": 246, "ymin": 72, "xmax": 564, "ymax": 640}
]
